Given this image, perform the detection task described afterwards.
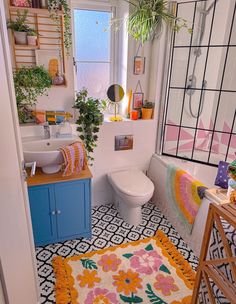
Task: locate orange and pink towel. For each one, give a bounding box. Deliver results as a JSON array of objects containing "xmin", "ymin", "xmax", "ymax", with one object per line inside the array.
[{"xmin": 59, "ymin": 141, "xmax": 87, "ymax": 177}]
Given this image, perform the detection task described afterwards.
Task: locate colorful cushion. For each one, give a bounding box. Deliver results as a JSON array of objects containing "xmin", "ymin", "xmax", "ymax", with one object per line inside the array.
[{"xmin": 214, "ymin": 161, "xmax": 229, "ymax": 189}]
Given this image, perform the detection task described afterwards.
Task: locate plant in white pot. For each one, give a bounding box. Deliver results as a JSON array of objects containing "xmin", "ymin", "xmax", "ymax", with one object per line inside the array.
[
  {"xmin": 111, "ymin": 0, "xmax": 191, "ymax": 44},
  {"xmin": 7, "ymin": 9, "xmax": 30, "ymax": 45},
  {"xmin": 27, "ymin": 30, "xmax": 38, "ymax": 46}
]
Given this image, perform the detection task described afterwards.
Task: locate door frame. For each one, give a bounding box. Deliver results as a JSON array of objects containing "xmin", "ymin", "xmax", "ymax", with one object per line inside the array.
[{"xmin": 0, "ymin": 1, "xmax": 39, "ymax": 302}]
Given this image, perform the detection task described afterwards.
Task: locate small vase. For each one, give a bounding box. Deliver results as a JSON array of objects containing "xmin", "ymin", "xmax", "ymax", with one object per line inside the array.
[
  {"xmin": 27, "ymin": 35, "xmax": 37, "ymax": 46},
  {"xmin": 14, "ymin": 31, "xmax": 27, "ymax": 45},
  {"xmin": 52, "ymin": 73, "xmax": 65, "ymax": 85},
  {"xmin": 141, "ymin": 108, "xmax": 153, "ymax": 120}
]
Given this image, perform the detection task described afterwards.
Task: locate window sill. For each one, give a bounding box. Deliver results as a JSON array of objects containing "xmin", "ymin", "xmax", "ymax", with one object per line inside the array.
[{"xmin": 102, "ymin": 113, "xmax": 154, "ymax": 124}]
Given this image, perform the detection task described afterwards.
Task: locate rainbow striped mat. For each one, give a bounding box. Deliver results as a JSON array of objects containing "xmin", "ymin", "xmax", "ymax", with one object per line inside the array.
[{"xmin": 166, "ymin": 164, "xmax": 207, "ymax": 233}]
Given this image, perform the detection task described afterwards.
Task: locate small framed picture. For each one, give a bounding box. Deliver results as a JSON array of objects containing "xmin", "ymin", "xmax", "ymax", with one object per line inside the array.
[
  {"xmin": 134, "ymin": 56, "xmax": 145, "ymax": 75},
  {"xmin": 133, "ymin": 92, "xmax": 144, "ymax": 110},
  {"xmin": 115, "ymin": 135, "xmax": 133, "ymax": 151}
]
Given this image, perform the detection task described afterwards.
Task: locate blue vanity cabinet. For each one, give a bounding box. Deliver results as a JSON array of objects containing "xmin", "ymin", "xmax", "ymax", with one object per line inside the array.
[
  {"xmin": 54, "ymin": 180, "xmax": 91, "ymax": 240},
  {"xmin": 28, "ymin": 178, "xmax": 91, "ymax": 246},
  {"xmin": 28, "ymin": 185, "xmax": 57, "ymax": 245}
]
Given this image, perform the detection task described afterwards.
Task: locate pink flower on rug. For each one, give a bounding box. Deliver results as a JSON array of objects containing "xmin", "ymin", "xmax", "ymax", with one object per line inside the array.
[
  {"xmin": 130, "ymin": 249, "xmax": 163, "ymax": 274},
  {"xmin": 154, "ymin": 274, "xmax": 179, "ymax": 296},
  {"xmin": 85, "ymin": 288, "xmax": 119, "ymax": 304},
  {"xmin": 98, "ymin": 254, "xmax": 121, "ymax": 272}
]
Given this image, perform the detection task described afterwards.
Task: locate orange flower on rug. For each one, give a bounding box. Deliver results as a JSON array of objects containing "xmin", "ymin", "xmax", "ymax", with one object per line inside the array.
[{"xmin": 52, "ymin": 230, "xmax": 195, "ymax": 304}]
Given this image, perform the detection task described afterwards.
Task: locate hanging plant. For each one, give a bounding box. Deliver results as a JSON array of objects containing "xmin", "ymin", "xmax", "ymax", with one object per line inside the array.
[
  {"xmin": 124, "ymin": 0, "xmax": 191, "ymax": 44},
  {"xmin": 73, "ymin": 88, "xmax": 104, "ymax": 164},
  {"xmin": 48, "ymin": 0, "xmax": 72, "ymax": 56},
  {"xmin": 13, "ymin": 65, "xmax": 52, "ymax": 123}
]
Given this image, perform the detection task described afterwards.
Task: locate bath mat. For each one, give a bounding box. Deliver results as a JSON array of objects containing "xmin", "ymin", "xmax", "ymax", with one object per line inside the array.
[{"xmin": 52, "ymin": 230, "xmax": 195, "ymax": 304}]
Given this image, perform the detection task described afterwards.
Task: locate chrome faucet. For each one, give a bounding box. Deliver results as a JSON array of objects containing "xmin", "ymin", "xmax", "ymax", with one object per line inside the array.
[{"xmin": 43, "ymin": 122, "xmax": 50, "ymax": 139}]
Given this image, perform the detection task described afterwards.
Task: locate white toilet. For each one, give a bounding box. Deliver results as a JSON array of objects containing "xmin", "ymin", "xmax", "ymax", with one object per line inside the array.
[{"xmin": 108, "ymin": 168, "xmax": 154, "ymax": 226}]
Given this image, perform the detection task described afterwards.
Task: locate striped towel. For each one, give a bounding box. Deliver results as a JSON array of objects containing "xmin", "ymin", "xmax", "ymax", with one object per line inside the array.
[
  {"xmin": 59, "ymin": 141, "xmax": 87, "ymax": 177},
  {"xmin": 166, "ymin": 164, "xmax": 207, "ymax": 233}
]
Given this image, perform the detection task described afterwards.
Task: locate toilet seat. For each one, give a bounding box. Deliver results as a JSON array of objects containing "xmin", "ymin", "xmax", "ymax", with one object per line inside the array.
[{"xmin": 108, "ymin": 169, "xmax": 154, "ymax": 197}]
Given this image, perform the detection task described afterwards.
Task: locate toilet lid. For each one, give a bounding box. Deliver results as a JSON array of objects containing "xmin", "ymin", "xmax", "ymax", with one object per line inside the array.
[{"xmin": 109, "ymin": 169, "xmax": 154, "ymax": 197}]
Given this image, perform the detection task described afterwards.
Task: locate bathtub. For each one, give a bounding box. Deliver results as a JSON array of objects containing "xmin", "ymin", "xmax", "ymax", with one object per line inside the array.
[{"xmin": 147, "ymin": 154, "xmax": 219, "ymax": 257}]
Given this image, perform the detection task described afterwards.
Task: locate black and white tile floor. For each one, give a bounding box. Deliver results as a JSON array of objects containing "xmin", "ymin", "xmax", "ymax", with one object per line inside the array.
[{"xmin": 36, "ymin": 202, "xmax": 199, "ymax": 304}]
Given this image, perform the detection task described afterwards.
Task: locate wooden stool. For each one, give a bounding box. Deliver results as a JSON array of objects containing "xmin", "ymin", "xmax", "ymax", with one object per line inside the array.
[{"xmin": 191, "ymin": 203, "xmax": 236, "ymax": 304}]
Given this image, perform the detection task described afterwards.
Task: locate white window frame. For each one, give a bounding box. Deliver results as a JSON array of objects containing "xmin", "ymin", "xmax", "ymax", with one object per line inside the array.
[{"xmin": 71, "ymin": 0, "xmax": 117, "ymax": 93}]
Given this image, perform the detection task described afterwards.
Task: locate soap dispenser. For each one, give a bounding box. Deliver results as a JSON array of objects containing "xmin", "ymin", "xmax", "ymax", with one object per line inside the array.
[{"xmin": 57, "ymin": 118, "xmax": 72, "ymax": 137}]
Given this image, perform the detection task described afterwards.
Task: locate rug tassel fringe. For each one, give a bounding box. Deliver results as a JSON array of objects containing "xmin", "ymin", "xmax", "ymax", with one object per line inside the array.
[
  {"xmin": 52, "ymin": 256, "xmax": 78, "ymax": 304},
  {"xmin": 156, "ymin": 230, "xmax": 196, "ymax": 289}
]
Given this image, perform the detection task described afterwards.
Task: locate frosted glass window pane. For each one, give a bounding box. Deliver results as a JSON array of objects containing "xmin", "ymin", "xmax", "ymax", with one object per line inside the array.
[
  {"xmin": 74, "ymin": 9, "xmax": 111, "ymax": 61},
  {"xmin": 76, "ymin": 63, "xmax": 110, "ymax": 99}
]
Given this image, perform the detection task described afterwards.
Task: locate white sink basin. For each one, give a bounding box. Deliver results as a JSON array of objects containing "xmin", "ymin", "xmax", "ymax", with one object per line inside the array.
[{"xmin": 23, "ymin": 137, "xmax": 79, "ymax": 174}]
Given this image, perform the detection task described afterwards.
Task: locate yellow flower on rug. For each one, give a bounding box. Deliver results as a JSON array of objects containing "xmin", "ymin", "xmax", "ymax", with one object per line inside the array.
[
  {"xmin": 52, "ymin": 230, "xmax": 196, "ymax": 304},
  {"xmin": 112, "ymin": 269, "xmax": 142, "ymax": 296},
  {"xmin": 77, "ymin": 269, "xmax": 101, "ymax": 288}
]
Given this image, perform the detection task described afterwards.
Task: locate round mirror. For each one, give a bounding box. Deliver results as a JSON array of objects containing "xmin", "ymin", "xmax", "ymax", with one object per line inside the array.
[{"xmin": 107, "ymin": 84, "xmax": 124, "ymax": 103}]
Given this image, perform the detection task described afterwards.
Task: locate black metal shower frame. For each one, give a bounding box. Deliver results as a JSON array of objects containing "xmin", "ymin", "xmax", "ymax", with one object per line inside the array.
[{"xmin": 161, "ymin": 0, "xmax": 236, "ymax": 167}]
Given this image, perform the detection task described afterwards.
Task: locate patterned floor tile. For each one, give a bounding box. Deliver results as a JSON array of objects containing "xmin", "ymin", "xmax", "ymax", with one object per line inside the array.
[{"xmin": 36, "ymin": 202, "xmax": 198, "ymax": 304}]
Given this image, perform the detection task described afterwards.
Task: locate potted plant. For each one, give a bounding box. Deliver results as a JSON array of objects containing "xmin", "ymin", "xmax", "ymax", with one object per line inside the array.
[
  {"xmin": 73, "ymin": 88, "xmax": 103, "ymax": 163},
  {"xmin": 27, "ymin": 30, "xmax": 38, "ymax": 46},
  {"xmin": 7, "ymin": 9, "xmax": 30, "ymax": 45},
  {"xmin": 141, "ymin": 101, "xmax": 154, "ymax": 119},
  {"xmin": 126, "ymin": 0, "xmax": 190, "ymax": 43},
  {"xmin": 13, "ymin": 65, "xmax": 52, "ymax": 123},
  {"xmin": 48, "ymin": 0, "xmax": 72, "ymax": 55}
]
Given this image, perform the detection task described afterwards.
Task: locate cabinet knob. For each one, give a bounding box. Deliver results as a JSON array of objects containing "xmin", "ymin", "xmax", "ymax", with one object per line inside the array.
[
  {"xmin": 51, "ymin": 211, "xmax": 56, "ymax": 215},
  {"xmin": 57, "ymin": 210, "xmax": 61, "ymax": 215}
]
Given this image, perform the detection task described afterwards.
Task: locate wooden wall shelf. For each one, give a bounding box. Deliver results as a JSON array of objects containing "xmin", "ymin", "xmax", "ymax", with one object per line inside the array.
[
  {"xmin": 9, "ymin": 6, "xmax": 63, "ymax": 15},
  {"xmin": 8, "ymin": 4, "xmax": 66, "ymax": 85}
]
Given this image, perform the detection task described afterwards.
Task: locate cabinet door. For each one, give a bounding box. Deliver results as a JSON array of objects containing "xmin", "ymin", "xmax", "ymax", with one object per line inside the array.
[
  {"xmin": 28, "ymin": 185, "xmax": 57, "ymax": 245},
  {"xmin": 54, "ymin": 180, "xmax": 91, "ymax": 239}
]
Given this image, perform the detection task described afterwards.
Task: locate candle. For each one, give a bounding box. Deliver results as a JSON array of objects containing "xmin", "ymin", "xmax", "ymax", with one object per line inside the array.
[
  {"xmin": 130, "ymin": 110, "xmax": 138, "ymax": 120},
  {"xmin": 127, "ymin": 89, "xmax": 132, "ymax": 117}
]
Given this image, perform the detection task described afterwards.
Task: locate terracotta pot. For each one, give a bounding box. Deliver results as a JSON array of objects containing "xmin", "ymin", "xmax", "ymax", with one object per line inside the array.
[
  {"xmin": 27, "ymin": 35, "xmax": 37, "ymax": 46},
  {"xmin": 14, "ymin": 31, "xmax": 27, "ymax": 45},
  {"xmin": 141, "ymin": 108, "xmax": 153, "ymax": 120}
]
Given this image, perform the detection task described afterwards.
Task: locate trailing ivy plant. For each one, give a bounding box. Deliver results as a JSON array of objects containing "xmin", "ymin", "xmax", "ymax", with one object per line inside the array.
[
  {"xmin": 120, "ymin": 0, "xmax": 191, "ymax": 44},
  {"xmin": 73, "ymin": 88, "xmax": 104, "ymax": 164},
  {"xmin": 13, "ymin": 65, "xmax": 52, "ymax": 123},
  {"xmin": 48, "ymin": 0, "xmax": 72, "ymax": 55}
]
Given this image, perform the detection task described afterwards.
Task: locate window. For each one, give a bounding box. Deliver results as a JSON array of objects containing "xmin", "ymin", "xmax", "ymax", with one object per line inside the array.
[{"xmin": 73, "ymin": 7, "xmax": 114, "ymax": 99}]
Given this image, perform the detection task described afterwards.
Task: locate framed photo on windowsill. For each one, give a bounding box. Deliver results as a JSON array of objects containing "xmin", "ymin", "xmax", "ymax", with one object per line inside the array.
[
  {"xmin": 133, "ymin": 92, "xmax": 144, "ymax": 110},
  {"xmin": 133, "ymin": 56, "xmax": 146, "ymax": 75}
]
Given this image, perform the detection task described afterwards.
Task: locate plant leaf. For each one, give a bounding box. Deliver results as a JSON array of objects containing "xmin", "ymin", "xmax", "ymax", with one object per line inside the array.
[
  {"xmin": 120, "ymin": 294, "xmax": 134, "ymax": 303},
  {"xmin": 120, "ymin": 294, "xmax": 143, "ymax": 303},
  {"xmin": 123, "ymin": 253, "xmax": 133, "ymax": 259},
  {"xmin": 145, "ymin": 244, "xmax": 153, "ymax": 251},
  {"xmin": 80, "ymin": 258, "xmax": 97, "ymax": 270},
  {"xmin": 159, "ymin": 264, "xmax": 171, "ymax": 274},
  {"xmin": 145, "ymin": 284, "xmax": 167, "ymax": 304}
]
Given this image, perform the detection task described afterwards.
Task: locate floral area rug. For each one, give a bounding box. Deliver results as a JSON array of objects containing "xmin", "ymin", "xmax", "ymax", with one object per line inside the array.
[{"xmin": 53, "ymin": 230, "xmax": 195, "ymax": 304}]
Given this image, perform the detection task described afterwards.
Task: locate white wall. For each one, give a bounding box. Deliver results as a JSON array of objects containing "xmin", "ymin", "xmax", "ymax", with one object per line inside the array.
[{"xmin": 19, "ymin": 0, "xmax": 163, "ymax": 206}]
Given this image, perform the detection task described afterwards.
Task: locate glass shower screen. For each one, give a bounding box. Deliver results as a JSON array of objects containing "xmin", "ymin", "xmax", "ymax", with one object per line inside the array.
[{"xmin": 162, "ymin": 0, "xmax": 236, "ymax": 166}]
